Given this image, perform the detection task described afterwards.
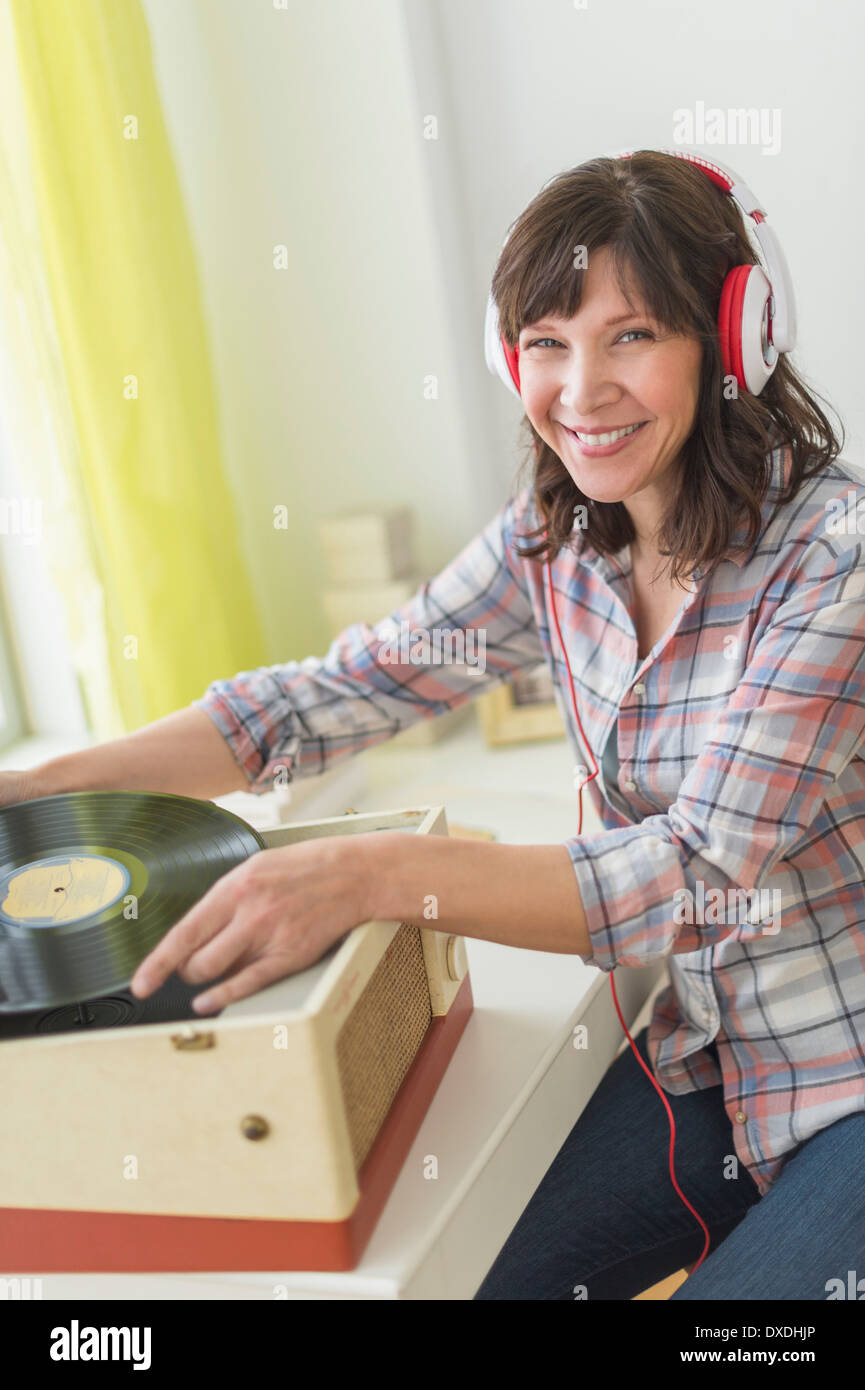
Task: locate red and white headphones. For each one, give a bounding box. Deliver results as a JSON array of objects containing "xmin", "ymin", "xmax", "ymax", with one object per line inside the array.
[{"xmin": 484, "ymin": 146, "xmax": 797, "ymax": 398}]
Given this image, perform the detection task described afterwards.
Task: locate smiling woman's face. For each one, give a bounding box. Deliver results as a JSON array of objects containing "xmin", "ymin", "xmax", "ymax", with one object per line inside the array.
[{"xmin": 517, "ymin": 245, "xmax": 703, "ymax": 554}]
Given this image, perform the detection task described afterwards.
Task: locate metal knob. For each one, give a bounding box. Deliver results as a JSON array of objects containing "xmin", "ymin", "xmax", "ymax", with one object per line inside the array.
[
  {"xmin": 445, "ymin": 935, "xmax": 467, "ymax": 981},
  {"xmin": 240, "ymin": 1114, "xmax": 270, "ymax": 1141}
]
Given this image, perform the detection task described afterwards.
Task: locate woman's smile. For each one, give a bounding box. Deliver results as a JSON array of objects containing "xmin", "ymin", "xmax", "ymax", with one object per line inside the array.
[{"xmin": 561, "ymin": 419, "xmax": 650, "ymax": 457}]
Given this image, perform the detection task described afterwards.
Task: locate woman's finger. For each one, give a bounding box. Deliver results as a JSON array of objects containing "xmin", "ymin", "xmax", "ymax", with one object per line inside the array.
[
  {"xmin": 130, "ymin": 872, "xmax": 240, "ymax": 997},
  {"xmin": 179, "ymin": 915, "xmax": 264, "ymax": 986},
  {"xmin": 191, "ymin": 955, "xmax": 292, "ymax": 1014}
]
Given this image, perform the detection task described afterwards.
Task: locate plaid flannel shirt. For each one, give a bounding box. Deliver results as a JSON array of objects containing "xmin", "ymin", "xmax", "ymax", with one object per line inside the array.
[{"xmin": 195, "ymin": 444, "xmax": 865, "ymax": 1196}]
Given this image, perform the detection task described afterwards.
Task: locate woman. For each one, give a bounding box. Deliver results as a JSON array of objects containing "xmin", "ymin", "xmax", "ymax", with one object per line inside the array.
[{"xmin": 6, "ymin": 150, "xmax": 865, "ymax": 1299}]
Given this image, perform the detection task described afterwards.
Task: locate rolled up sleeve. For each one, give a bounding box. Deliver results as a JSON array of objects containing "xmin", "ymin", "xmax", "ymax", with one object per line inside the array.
[
  {"xmin": 192, "ymin": 490, "xmax": 546, "ymax": 794},
  {"xmin": 567, "ymin": 535, "xmax": 865, "ymax": 971}
]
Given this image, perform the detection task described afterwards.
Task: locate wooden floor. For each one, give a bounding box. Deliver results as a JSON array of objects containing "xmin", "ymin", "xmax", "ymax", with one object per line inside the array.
[{"xmin": 633, "ymin": 1268, "xmax": 689, "ymax": 1299}]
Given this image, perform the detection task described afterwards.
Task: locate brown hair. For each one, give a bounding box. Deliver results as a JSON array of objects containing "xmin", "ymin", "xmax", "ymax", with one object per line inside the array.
[{"xmin": 492, "ymin": 150, "xmax": 844, "ymax": 588}]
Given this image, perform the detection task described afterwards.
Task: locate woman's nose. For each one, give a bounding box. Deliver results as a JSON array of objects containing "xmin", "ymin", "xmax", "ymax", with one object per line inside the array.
[{"xmin": 558, "ymin": 358, "xmax": 620, "ymax": 415}]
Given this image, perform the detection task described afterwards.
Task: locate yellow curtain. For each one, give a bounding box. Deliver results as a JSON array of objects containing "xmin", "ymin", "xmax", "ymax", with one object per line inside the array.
[{"xmin": 2, "ymin": 0, "xmax": 265, "ymax": 737}]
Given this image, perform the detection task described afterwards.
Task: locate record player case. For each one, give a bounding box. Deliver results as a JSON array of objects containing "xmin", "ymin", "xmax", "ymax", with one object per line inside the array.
[{"xmin": 0, "ymin": 805, "xmax": 473, "ymax": 1273}]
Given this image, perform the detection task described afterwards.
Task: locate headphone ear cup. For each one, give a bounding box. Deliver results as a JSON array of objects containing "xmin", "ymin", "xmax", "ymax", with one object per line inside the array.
[
  {"xmin": 718, "ymin": 265, "xmax": 749, "ymax": 386},
  {"xmin": 501, "ymin": 338, "xmax": 521, "ymax": 395},
  {"xmin": 718, "ymin": 264, "xmax": 775, "ymax": 395},
  {"xmin": 484, "ymin": 293, "xmax": 522, "ymax": 398}
]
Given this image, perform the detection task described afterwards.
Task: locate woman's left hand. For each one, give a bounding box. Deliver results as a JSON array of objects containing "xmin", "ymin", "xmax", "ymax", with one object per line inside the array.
[{"xmin": 129, "ymin": 835, "xmax": 377, "ymax": 1013}]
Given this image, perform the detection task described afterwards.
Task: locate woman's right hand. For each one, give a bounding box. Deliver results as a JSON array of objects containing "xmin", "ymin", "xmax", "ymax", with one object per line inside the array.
[{"xmin": 0, "ymin": 768, "xmax": 47, "ymax": 808}]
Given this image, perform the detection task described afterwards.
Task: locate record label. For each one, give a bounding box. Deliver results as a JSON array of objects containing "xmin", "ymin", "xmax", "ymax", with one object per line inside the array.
[{"xmin": 0, "ymin": 853, "xmax": 132, "ymax": 927}]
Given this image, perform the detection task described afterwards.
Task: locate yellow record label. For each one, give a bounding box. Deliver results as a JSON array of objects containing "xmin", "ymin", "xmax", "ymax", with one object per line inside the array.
[{"xmin": 0, "ymin": 854, "xmax": 131, "ymax": 927}]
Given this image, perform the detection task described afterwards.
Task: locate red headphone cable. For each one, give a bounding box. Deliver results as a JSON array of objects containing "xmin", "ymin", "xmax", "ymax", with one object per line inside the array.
[{"xmin": 543, "ymin": 549, "xmax": 711, "ymax": 1277}]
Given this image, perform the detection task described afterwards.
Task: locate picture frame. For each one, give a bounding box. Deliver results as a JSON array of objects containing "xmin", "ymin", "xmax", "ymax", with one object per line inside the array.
[{"xmin": 475, "ymin": 661, "xmax": 566, "ymax": 747}]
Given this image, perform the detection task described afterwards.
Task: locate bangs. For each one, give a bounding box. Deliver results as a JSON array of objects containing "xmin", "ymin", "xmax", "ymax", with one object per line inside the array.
[{"xmin": 494, "ymin": 228, "xmax": 705, "ymax": 349}]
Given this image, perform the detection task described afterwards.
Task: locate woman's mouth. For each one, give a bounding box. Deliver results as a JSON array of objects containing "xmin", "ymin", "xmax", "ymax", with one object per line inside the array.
[{"xmin": 562, "ymin": 420, "xmax": 649, "ymax": 457}]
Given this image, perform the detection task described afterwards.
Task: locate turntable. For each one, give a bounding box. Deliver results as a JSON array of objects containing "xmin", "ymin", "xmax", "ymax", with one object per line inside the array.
[{"xmin": 0, "ymin": 797, "xmax": 472, "ymax": 1272}]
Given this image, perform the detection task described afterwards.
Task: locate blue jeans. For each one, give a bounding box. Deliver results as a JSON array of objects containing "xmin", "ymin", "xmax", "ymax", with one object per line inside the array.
[{"xmin": 474, "ymin": 1025, "xmax": 865, "ymax": 1300}]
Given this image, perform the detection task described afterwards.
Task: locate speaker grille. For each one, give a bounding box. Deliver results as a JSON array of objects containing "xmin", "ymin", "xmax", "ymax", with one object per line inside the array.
[{"xmin": 336, "ymin": 923, "xmax": 432, "ymax": 1172}]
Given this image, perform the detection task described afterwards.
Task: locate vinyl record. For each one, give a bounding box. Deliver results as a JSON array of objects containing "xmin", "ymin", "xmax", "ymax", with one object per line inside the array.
[{"xmin": 0, "ymin": 791, "xmax": 265, "ymax": 1014}]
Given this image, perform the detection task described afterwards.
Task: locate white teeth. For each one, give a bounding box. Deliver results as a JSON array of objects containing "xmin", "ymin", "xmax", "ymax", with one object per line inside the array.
[{"xmin": 573, "ymin": 422, "xmax": 645, "ymax": 446}]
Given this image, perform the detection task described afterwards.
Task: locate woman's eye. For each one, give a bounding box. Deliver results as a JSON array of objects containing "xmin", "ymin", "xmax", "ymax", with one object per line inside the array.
[{"xmin": 523, "ymin": 329, "xmax": 653, "ymax": 350}]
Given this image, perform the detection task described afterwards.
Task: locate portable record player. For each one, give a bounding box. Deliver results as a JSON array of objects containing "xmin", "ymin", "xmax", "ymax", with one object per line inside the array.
[{"xmin": 0, "ymin": 799, "xmax": 472, "ymax": 1273}]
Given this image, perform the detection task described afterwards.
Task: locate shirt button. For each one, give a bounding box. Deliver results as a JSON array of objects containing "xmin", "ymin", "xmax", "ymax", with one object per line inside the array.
[
  {"xmin": 633, "ymin": 682, "xmax": 645, "ymax": 696},
  {"xmin": 734, "ymin": 1110, "xmax": 747, "ymax": 1124},
  {"xmin": 625, "ymin": 780, "xmax": 637, "ymax": 791}
]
